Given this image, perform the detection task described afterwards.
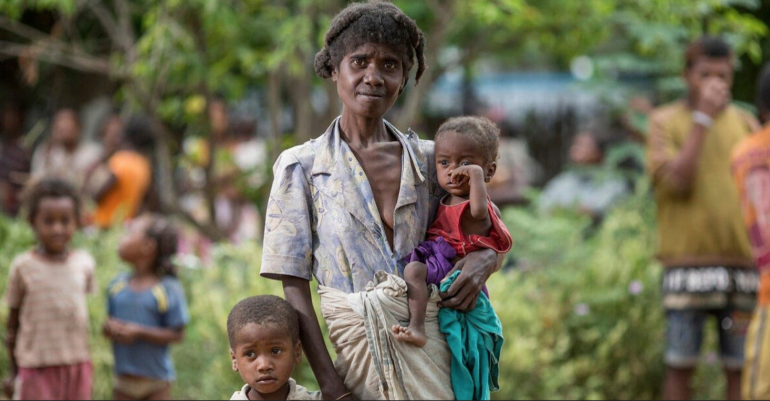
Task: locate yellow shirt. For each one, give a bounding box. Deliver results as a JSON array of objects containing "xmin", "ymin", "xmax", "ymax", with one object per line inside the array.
[
  {"xmin": 93, "ymin": 151, "xmax": 151, "ymax": 228},
  {"xmin": 647, "ymin": 101, "xmax": 758, "ymax": 268}
]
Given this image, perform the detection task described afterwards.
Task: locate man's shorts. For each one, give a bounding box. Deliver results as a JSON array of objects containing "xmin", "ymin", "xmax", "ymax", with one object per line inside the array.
[{"xmin": 665, "ymin": 308, "xmax": 753, "ymax": 370}]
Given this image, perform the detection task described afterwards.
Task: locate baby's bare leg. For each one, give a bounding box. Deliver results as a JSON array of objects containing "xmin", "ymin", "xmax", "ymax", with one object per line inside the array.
[{"xmin": 392, "ymin": 261, "xmax": 428, "ymax": 347}]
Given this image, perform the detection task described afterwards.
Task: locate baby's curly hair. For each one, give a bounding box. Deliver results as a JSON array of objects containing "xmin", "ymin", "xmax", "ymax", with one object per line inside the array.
[
  {"xmin": 436, "ymin": 116, "xmax": 501, "ymax": 163},
  {"xmin": 23, "ymin": 177, "xmax": 81, "ymax": 224},
  {"xmin": 227, "ymin": 295, "xmax": 300, "ymax": 349},
  {"xmin": 314, "ymin": 0, "xmax": 427, "ymax": 90}
]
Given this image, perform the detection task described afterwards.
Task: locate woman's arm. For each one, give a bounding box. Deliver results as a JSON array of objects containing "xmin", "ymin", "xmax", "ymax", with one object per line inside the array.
[
  {"xmin": 282, "ymin": 277, "xmax": 353, "ymax": 401},
  {"xmin": 93, "ymin": 172, "xmax": 117, "ymax": 203}
]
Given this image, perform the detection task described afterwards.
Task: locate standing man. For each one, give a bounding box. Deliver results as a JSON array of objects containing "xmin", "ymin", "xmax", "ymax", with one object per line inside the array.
[
  {"xmin": 647, "ymin": 36, "xmax": 760, "ymax": 400},
  {"xmin": 731, "ymin": 62, "xmax": 770, "ymax": 401}
]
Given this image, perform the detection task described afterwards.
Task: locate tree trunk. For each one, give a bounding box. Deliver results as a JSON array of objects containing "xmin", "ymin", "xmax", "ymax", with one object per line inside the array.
[
  {"xmin": 267, "ymin": 68, "xmax": 284, "ymax": 162},
  {"xmin": 290, "ymin": 59, "xmax": 314, "ymax": 142},
  {"xmin": 393, "ymin": 0, "xmax": 457, "ymax": 129}
]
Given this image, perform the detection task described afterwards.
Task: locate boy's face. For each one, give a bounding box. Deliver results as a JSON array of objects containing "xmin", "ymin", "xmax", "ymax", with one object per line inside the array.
[
  {"xmin": 33, "ymin": 197, "xmax": 77, "ymax": 255},
  {"xmin": 684, "ymin": 57, "xmax": 734, "ymax": 98},
  {"xmin": 230, "ymin": 323, "xmax": 302, "ymax": 400},
  {"xmin": 435, "ymin": 131, "xmax": 497, "ymax": 197}
]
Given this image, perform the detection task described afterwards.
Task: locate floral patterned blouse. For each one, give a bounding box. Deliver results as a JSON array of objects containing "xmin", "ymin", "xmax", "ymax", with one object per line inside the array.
[{"xmin": 260, "ymin": 117, "xmax": 443, "ymax": 293}]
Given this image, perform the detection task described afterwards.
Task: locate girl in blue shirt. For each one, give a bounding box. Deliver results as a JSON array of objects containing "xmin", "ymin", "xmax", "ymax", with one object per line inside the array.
[{"xmin": 104, "ymin": 215, "xmax": 189, "ymax": 400}]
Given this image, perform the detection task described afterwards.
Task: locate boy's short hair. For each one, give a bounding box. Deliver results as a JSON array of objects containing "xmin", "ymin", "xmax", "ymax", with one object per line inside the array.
[
  {"xmin": 435, "ymin": 116, "xmax": 501, "ymax": 163},
  {"xmin": 23, "ymin": 177, "xmax": 81, "ymax": 223},
  {"xmin": 685, "ymin": 36, "xmax": 733, "ymax": 70},
  {"xmin": 758, "ymin": 63, "xmax": 770, "ymax": 117},
  {"xmin": 227, "ymin": 295, "xmax": 300, "ymax": 349}
]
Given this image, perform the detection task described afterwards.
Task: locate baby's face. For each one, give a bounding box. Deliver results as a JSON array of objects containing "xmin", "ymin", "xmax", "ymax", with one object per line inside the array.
[
  {"xmin": 231, "ymin": 323, "xmax": 301, "ymax": 400},
  {"xmin": 435, "ymin": 131, "xmax": 492, "ymax": 197}
]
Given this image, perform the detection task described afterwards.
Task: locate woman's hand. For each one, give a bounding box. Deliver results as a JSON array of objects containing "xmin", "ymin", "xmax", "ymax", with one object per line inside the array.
[{"xmin": 439, "ymin": 248, "xmax": 499, "ymax": 312}]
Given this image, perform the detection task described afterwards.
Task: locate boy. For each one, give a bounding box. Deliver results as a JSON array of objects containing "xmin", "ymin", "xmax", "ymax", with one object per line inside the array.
[
  {"xmin": 227, "ymin": 296, "xmax": 320, "ymax": 401},
  {"xmin": 731, "ymin": 62, "xmax": 770, "ymax": 401},
  {"xmin": 647, "ymin": 36, "xmax": 760, "ymax": 400}
]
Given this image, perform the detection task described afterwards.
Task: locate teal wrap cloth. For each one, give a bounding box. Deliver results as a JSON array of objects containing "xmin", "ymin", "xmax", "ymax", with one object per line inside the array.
[{"xmin": 439, "ymin": 271, "xmax": 504, "ymax": 400}]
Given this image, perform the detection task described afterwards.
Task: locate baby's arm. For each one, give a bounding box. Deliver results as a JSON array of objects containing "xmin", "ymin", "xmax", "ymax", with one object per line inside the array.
[{"xmin": 450, "ymin": 165, "xmax": 490, "ymax": 220}]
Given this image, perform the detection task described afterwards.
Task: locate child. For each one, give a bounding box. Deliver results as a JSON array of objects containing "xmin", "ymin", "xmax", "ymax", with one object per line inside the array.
[
  {"xmin": 104, "ymin": 214, "xmax": 189, "ymax": 400},
  {"xmin": 3, "ymin": 177, "xmax": 95, "ymax": 400},
  {"xmin": 228, "ymin": 295, "xmax": 321, "ymax": 400},
  {"xmin": 393, "ymin": 116, "xmax": 513, "ymax": 347}
]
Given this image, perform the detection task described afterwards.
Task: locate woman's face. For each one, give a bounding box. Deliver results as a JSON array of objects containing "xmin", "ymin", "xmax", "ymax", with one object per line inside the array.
[
  {"xmin": 569, "ymin": 133, "xmax": 603, "ymax": 165},
  {"xmin": 332, "ymin": 43, "xmax": 405, "ymax": 120}
]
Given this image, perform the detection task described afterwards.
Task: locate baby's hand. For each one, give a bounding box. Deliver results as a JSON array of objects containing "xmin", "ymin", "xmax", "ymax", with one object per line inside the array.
[{"xmin": 450, "ymin": 165, "xmax": 484, "ymax": 185}]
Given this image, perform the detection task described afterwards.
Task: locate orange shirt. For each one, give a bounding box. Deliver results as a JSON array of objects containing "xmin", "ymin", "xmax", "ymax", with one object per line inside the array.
[
  {"xmin": 93, "ymin": 151, "xmax": 151, "ymax": 228},
  {"xmin": 761, "ymin": 273, "xmax": 770, "ymax": 307},
  {"xmin": 732, "ymin": 124, "xmax": 770, "ymax": 305}
]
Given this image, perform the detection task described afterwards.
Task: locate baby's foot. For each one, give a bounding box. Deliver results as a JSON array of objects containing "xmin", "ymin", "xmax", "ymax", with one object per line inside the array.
[{"xmin": 391, "ymin": 324, "xmax": 428, "ymax": 347}]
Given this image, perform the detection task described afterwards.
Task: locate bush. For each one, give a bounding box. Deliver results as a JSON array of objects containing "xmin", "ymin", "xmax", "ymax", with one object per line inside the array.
[
  {"xmin": 492, "ymin": 178, "xmax": 724, "ymax": 400},
  {"xmin": 0, "ymin": 179, "xmax": 727, "ymax": 399}
]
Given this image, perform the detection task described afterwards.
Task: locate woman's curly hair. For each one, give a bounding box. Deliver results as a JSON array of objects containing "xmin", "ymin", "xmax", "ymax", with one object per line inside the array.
[{"xmin": 314, "ymin": 0, "xmax": 427, "ymax": 91}]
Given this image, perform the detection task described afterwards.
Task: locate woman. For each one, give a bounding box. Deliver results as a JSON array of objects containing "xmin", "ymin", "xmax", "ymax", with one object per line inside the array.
[{"xmin": 260, "ymin": 2, "xmax": 502, "ymax": 399}]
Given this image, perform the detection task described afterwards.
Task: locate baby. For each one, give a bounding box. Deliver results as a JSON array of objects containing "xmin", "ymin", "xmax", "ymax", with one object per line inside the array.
[
  {"xmin": 393, "ymin": 116, "xmax": 513, "ymax": 347},
  {"xmin": 228, "ymin": 295, "xmax": 321, "ymax": 401}
]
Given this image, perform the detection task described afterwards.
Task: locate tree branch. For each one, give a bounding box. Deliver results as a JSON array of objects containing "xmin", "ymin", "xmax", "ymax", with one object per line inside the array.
[
  {"xmin": 0, "ymin": 15, "xmax": 49, "ymax": 42},
  {"xmin": 394, "ymin": 0, "xmax": 457, "ymax": 128},
  {"xmin": 0, "ymin": 41, "xmax": 112, "ymax": 75},
  {"xmin": 84, "ymin": 0, "xmax": 120, "ymax": 44}
]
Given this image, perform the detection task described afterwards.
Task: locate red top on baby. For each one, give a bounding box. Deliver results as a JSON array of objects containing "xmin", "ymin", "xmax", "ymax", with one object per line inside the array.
[{"xmin": 427, "ymin": 196, "xmax": 513, "ymax": 258}]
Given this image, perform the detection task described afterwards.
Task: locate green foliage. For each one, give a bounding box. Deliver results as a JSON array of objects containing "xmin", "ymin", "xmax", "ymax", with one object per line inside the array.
[
  {"xmin": 0, "ymin": 179, "xmax": 732, "ymax": 399},
  {"xmin": 492, "ymin": 179, "xmax": 724, "ymax": 400}
]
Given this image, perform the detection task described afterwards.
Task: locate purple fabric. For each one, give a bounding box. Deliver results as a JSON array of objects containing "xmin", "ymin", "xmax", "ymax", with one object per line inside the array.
[{"xmin": 405, "ymin": 237, "xmax": 489, "ymax": 298}]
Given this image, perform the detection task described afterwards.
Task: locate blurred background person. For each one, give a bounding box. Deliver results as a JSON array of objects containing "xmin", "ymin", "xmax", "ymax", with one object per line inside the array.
[
  {"xmin": 731, "ymin": 62, "xmax": 770, "ymax": 401},
  {"xmin": 539, "ymin": 128, "xmax": 629, "ymax": 222},
  {"xmin": 0, "ymin": 102, "xmax": 31, "ymax": 217},
  {"xmin": 31, "ymin": 108, "xmax": 102, "ymax": 189},
  {"xmin": 92, "ymin": 115, "xmax": 154, "ymax": 229},
  {"xmin": 648, "ymin": 36, "xmax": 759, "ymax": 401}
]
